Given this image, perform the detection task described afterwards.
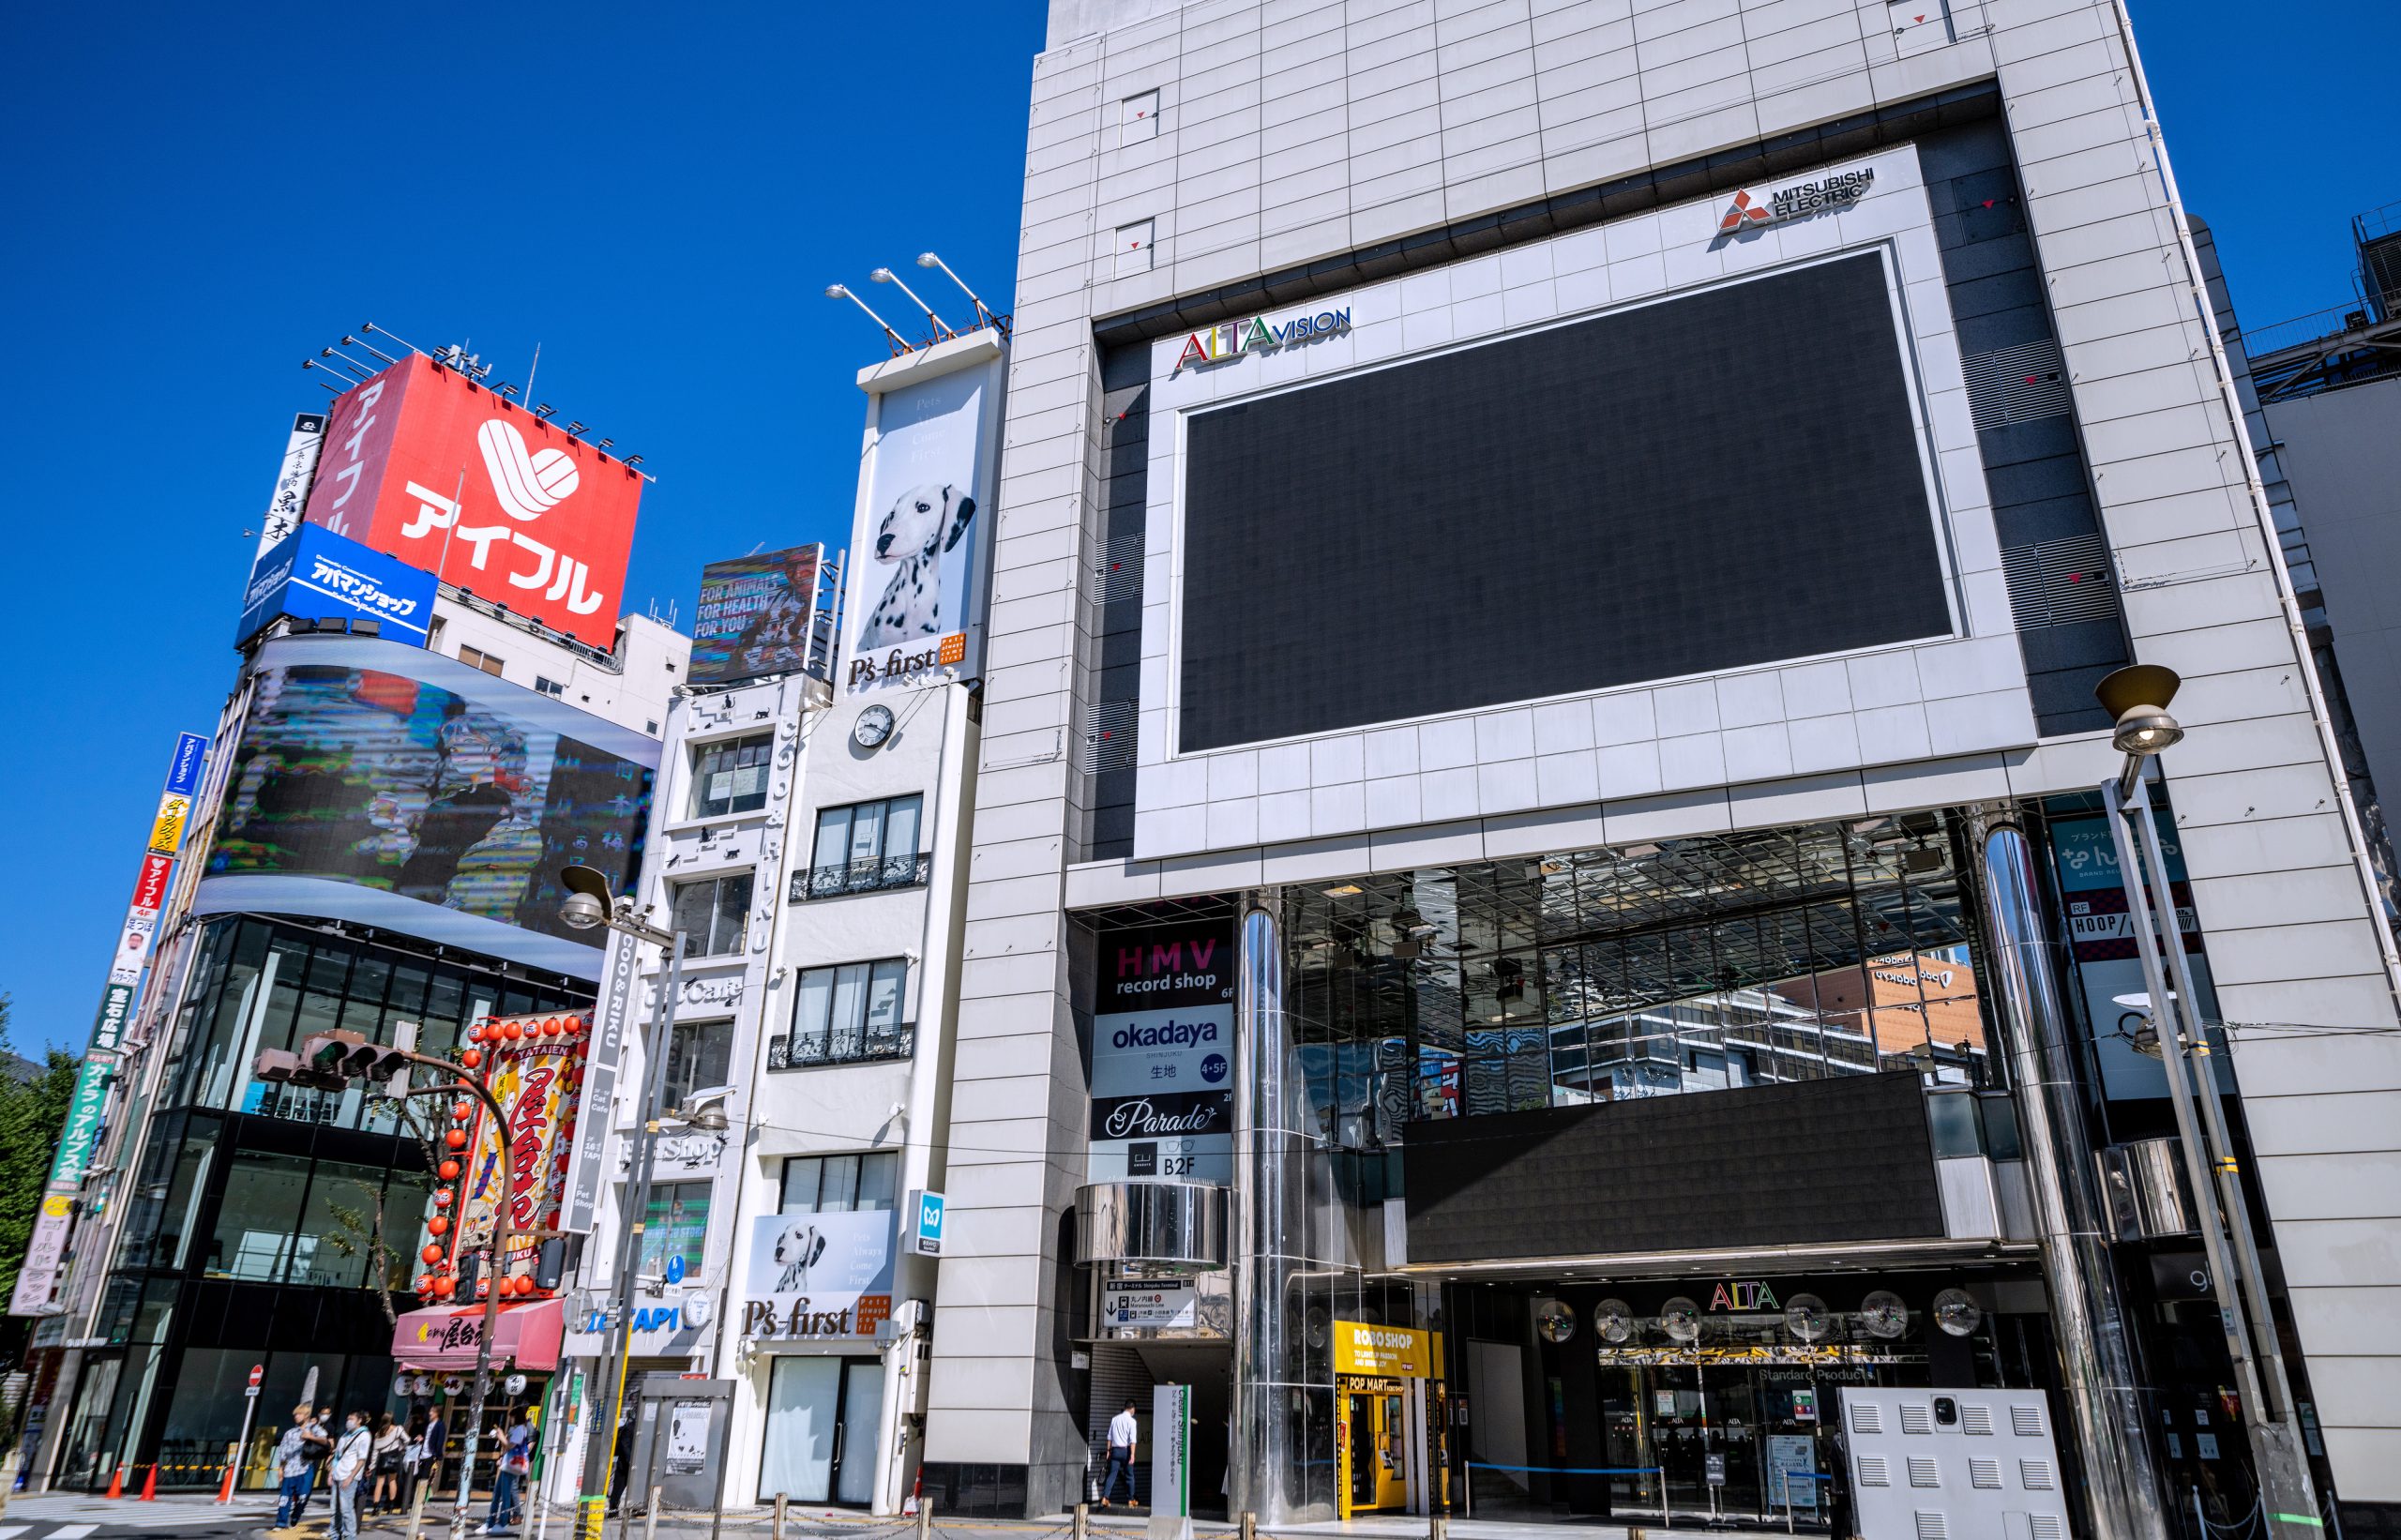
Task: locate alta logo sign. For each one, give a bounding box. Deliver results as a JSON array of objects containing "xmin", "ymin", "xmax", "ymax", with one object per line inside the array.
[
  {"xmin": 1717, "ymin": 168, "xmax": 1876, "ymax": 234},
  {"xmin": 1176, "ymin": 307, "xmax": 1352, "ymax": 371}
]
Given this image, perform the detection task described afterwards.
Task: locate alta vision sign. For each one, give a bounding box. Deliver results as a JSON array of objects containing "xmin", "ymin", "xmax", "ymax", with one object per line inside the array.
[{"xmin": 1176, "ymin": 307, "xmax": 1352, "ymax": 371}]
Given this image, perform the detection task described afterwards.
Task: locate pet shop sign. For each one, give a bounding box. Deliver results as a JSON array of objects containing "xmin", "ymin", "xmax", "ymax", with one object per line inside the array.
[
  {"xmin": 740, "ymin": 1209, "xmax": 897, "ymax": 1342},
  {"xmin": 1175, "ymin": 307, "xmax": 1351, "ymax": 371}
]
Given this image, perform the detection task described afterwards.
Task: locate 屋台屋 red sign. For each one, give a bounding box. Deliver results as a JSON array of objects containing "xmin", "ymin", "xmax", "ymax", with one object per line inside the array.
[{"xmin": 301, "ymin": 355, "xmax": 642, "ymax": 647}]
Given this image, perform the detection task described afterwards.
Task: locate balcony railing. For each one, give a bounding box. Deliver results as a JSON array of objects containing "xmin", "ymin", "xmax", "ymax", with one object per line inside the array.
[
  {"xmin": 767, "ymin": 1021, "xmax": 916, "ymax": 1071},
  {"xmin": 789, "ymin": 853, "xmax": 931, "ymax": 902}
]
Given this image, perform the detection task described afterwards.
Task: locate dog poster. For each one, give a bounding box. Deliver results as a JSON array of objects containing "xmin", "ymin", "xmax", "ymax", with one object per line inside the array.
[
  {"xmin": 840, "ymin": 345, "xmax": 1004, "ymax": 695},
  {"xmin": 740, "ymin": 1208, "xmax": 897, "ymax": 1341}
]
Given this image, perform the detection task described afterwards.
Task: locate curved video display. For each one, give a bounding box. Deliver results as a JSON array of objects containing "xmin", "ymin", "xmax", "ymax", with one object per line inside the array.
[{"xmin": 196, "ymin": 636, "xmax": 657, "ymax": 979}]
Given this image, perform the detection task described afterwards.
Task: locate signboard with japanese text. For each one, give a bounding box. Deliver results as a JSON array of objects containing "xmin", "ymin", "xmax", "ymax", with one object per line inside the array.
[
  {"xmin": 2049, "ymin": 810, "xmax": 2232, "ymax": 1100},
  {"xmin": 1088, "ymin": 918, "xmax": 1235, "ymax": 1185},
  {"xmin": 301, "ymin": 355, "xmax": 642, "ymax": 647},
  {"xmin": 236, "ymin": 522, "xmax": 436, "ymax": 648},
  {"xmin": 45, "ymin": 1061, "xmax": 113, "ymax": 1190},
  {"xmin": 453, "ymin": 1011, "xmax": 591, "ymax": 1290}
]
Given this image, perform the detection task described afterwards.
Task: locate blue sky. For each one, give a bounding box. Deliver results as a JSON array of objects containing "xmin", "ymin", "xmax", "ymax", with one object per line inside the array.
[{"xmin": 0, "ymin": 2, "xmax": 2389, "ymax": 1054}]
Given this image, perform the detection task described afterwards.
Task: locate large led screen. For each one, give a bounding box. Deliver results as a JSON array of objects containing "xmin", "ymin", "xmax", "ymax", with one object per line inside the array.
[
  {"xmin": 196, "ymin": 636, "xmax": 657, "ymax": 979},
  {"xmin": 1176, "ymin": 251, "xmax": 1953, "ymax": 752}
]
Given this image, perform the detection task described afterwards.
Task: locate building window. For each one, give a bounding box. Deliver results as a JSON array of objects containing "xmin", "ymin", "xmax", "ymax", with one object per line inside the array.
[
  {"xmin": 778, "ymin": 1152, "xmax": 898, "ymax": 1215},
  {"xmin": 669, "ymin": 871, "xmax": 753, "ymax": 957},
  {"xmin": 794, "ymin": 795, "xmax": 926, "ymax": 900},
  {"xmin": 459, "ymin": 644, "xmax": 505, "ymax": 677},
  {"xmin": 535, "ymin": 675, "xmax": 566, "ymax": 698},
  {"xmin": 636, "ymin": 1181, "xmax": 712, "ymax": 1276},
  {"xmin": 691, "ymin": 732, "xmax": 773, "ymax": 819},
  {"xmin": 771, "ymin": 959, "xmax": 911, "ymax": 1068},
  {"xmin": 662, "ymin": 1018, "xmax": 734, "ymax": 1110}
]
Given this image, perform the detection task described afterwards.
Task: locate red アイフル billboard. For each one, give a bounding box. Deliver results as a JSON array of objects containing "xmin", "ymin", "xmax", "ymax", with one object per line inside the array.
[{"xmin": 302, "ymin": 355, "xmax": 641, "ymax": 647}]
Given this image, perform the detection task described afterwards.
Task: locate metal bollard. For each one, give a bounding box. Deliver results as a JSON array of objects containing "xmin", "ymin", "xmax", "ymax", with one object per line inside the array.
[
  {"xmin": 643, "ymin": 1487, "xmax": 661, "ymax": 1540},
  {"xmin": 1240, "ymin": 1511, "xmax": 1258, "ymax": 1540},
  {"xmin": 405, "ymin": 1470, "xmax": 429, "ymax": 1540},
  {"xmin": 774, "ymin": 1493, "xmax": 788, "ymax": 1540},
  {"xmin": 917, "ymin": 1495, "xmax": 934, "ymax": 1540},
  {"xmin": 1430, "ymin": 1513, "xmax": 1449, "ymax": 1540},
  {"xmin": 1074, "ymin": 1502, "xmax": 1090, "ymax": 1540}
]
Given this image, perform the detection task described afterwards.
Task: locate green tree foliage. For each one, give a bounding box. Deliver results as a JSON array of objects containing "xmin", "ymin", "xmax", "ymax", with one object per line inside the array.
[{"xmin": 0, "ymin": 996, "xmax": 83, "ymax": 1305}]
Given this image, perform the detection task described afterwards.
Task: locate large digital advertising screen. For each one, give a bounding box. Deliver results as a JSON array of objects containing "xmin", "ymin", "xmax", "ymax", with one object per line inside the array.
[
  {"xmin": 691, "ymin": 543, "xmax": 833, "ymax": 687},
  {"xmin": 1175, "ymin": 251, "xmax": 1952, "ymax": 751},
  {"xmin": 300, "ymin": 354, "xmax": 642, "ymax": 648},
  {"xmin": 194, "ymin": 635, "xmax": 657, "ymax": 979}
]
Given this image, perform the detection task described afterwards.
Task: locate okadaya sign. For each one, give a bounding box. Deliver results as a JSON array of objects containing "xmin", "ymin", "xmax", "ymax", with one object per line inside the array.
[
  {"xmin": 741, "ymin": 1209, "xmax": 896, "ymax": 1341},
  {"xmin": 1089, "ymin": 919, "xmax": 1234, "ymax": 1185}
]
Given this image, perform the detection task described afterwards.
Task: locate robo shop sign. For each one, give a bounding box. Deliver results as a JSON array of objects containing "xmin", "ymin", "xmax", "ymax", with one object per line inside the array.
[
  {"xmin": 1088, "ymin": 919, "xmax": 1235, "ymax": 1185},
  {"xmin": 301, "ymin": 354, "xmax": 642, "ymax": 648},
  {"xmin": 454, "ymin": 1012, "xmax": 590, "ymax": 1285},
  {"xmin": 741, "ymin": 1209, "xmax": 896, "ymax": 1342}
]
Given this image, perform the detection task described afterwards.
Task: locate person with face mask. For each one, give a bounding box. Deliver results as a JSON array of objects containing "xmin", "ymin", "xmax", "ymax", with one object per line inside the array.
[{"xmin": 329, "ymin": 1410, "xmax": 375, "ymax": 1540}]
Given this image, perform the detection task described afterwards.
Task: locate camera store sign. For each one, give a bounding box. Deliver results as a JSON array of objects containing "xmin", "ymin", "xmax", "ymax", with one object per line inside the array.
[
  {"xmin": 1176, "ymin": 307, "xmax": 1352, "ymax": 371},
  {"xmin": 1717, "ymin": 168, "xmax": 1875, "ymax": 234}
]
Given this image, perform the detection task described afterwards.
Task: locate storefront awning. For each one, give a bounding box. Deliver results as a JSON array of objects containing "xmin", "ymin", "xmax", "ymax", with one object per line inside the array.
[{"xmin": 392, "ymin": 1299, "xmax": 566, "ymax": 1372}]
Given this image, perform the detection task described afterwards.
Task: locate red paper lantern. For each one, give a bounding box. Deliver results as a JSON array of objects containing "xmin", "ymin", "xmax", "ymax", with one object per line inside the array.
[
  {"xmin": 414, "ymin": 1275, "xmax": 433, "ymax": 1294},
  {"xmin": 465, "ymin": 1024, "xmax": 483, "ymax": 1044},
  {"xmin": 433, "ymin": 1189, "xmax": 453, "ymax": 1209},
  {"xmin": 503, "ymin": 1021, "xmax": 524, "ymax": 1041},
  {"xmin": 516, "ymin": 1276, "xmax": 538, "ymax": 1296},
  {"xmin": 445, "ymin": 1129, "xmax": 467, "ymax": 1150},
  {"xmin": 452, "ymin": 1101, "xmax": 473, "ymax": 1122},
  {"xmin": 461, "ymin": 1049, "xmax": 484, "ymax": 1070},
  {"xmin": 420, "ymin": 1244, "xmax": 443, "ymax": 1265},
  {"xmin": 438, "ymin": 1159, "xmax": 461, "ymax": 1182},
  {"xmin": 541, "ymin": 1018, "xmax": 563, "ymax": 1037},
  {"xmin": 427, "ymin": 1215, "xmax": 449, "ymax": 1237},
  {"xmin": 432, "ymin": 1277, "xmax": 456, "ymax": 1299}
]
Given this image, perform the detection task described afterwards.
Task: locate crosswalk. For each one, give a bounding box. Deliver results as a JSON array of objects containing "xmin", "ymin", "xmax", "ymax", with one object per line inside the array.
[{"xmin": 0, "ymin": 1492, "xmax": 282, "ymax": 1536}]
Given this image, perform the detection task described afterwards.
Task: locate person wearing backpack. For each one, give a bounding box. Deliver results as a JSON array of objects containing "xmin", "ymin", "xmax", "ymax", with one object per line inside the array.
[{"xmin": 272, "ymin": 1405, "xmax": 320, "ymax": 1530}]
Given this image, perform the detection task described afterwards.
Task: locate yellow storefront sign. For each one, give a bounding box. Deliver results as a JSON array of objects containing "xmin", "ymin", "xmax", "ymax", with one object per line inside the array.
[
  {"xmin": 147, "ymin": 793, "xmax": 192, "ymax": 857},
  {"xmin": 1333, "ymin": 1321, "xmax": 1436, "ymax": 1379}
]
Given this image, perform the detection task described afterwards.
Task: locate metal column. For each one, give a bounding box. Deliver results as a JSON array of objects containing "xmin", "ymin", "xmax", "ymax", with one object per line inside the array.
[
  {"xmin": 1971, "ymin": 809, "xmax": 2170, "ymax": 1540},
  {"xmin": 1231, "ymin": 898, "xmax": 1328, "ymax": 1525}
]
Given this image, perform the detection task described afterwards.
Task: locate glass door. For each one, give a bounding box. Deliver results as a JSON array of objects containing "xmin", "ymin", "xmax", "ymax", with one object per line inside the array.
[
  {"xmin": 761, "ymin": 1357, "xmax": 841, "ymax": 1502},
  {"xmin": 835, "ymin": 1362, "xmax": 885, "ymax": 1506},
  {"xmin": 759, "ymin": 1356, "xmax": 884, "ymax": 1507}
]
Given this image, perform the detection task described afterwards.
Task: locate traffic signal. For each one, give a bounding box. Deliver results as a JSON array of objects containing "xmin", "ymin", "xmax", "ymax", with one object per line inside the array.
[
  {"xmin": 264, "ymin": 1029, "xmax": 419, "ymax": 1095},
  {"xmin": 257, "ymin": 1045, "xmax": 346, "ymax": 1093}
]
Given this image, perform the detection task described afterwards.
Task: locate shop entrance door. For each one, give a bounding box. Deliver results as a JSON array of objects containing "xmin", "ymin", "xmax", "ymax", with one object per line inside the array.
[
  {"xmin": 758, "ymin": 1356, "xmax": 884, "ymax": 1506},
  {"xmin": 1339, "ymin": 1380, "xmax": 1410, "ymax": 1516}
]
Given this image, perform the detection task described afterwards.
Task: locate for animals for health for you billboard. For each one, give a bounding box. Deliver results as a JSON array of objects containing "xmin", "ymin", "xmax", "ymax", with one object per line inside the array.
[
  {"xmin": 1088, "ymin": 917, "xmax": 1235, "ymax": 1185},
  {"xmin": 839, "ymin": 333, "xmax": 1006, "ymax": 696}
]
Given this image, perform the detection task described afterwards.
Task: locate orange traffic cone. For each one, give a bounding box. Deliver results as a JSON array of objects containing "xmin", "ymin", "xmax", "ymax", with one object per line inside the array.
[
  {"xmin": 217, "ymin": 1457, "xmax": 238, "ymax": 1503},
  {"xmin": 139, "ymin": 1463, "xmax": 159, "ymax": 1501},
  {"xmin": 104, "ymin": 1463, "xmax": 123, "ymax": 1499}
]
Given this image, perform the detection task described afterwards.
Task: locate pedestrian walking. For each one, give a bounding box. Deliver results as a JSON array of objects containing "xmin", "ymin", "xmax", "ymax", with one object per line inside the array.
[
  {"xmin": 329, "ymin": 1410, "xmax": 374, "ymax": 1540},
  {"xmin": 482, "ymin": 1412, "xmax": 531, "ymax": 1533},
  {"xmin": 370, "ymin": 1410, "xmax": 409, "ymax": 1514},
  {"xmin": 273, "ymin": 1405, "xmax": 318, "ymax": 1530},
  {"xmin": 1100, "ymin": 1398, "xmax": 1140, "ymax": 1510},
  {"xmin": 420, "ymin": 1406, "xmax": 448, "ymax": 1498},
  {"xmin": 607, "ymin": 1400, "xmax": 636, "ymax": 1513},
  {"xmin": 302, "ymin": 1405, "xmax": 335, "ymax": 1515}
]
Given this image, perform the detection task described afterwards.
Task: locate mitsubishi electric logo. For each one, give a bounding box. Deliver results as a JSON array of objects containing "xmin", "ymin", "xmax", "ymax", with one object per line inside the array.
[{"xmin": 1717, "ymin": 168, "xmax": 1876, "ymax": 234}]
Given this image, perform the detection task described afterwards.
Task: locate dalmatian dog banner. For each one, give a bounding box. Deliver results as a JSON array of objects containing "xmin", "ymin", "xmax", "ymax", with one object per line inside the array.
[
  {"xmin": 839, "ymin": 336, "xmax": 1006, "ymax": 695},
  {"xmin": 740, "ymin": 1208, "xmax": 897, "ymax": 1341}
]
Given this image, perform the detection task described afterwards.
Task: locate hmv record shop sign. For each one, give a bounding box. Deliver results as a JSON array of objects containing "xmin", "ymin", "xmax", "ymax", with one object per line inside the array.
[{"xmin": 1088, "ymin": 918, "xmax": 1234, "ymax": 1185}]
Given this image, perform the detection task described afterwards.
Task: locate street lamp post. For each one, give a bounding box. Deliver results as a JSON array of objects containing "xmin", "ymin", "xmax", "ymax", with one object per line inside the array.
[
  {"xmin": 252, "ymin": 1038, "xmax": 518, "ymax": 1540},
  {"xmin": 557, "ymin": 865, "xmax": 687, "ymax": 1538},
  {"xmin": 2093, "ymin": 665, "xmax": 2325, "ymax": 1540}
]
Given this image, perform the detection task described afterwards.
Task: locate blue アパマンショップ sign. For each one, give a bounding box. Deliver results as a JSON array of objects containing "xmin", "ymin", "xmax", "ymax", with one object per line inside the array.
[{"xmin": 235, "ymin": 523, "xmax": 436, "ymax": 648}]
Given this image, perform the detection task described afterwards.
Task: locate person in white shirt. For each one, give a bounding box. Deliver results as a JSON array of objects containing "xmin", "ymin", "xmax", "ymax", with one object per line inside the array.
[
  {"xmin": 329, "ymin": 1410, "xmax": 374, "ymax": 1540},
  {"xmin": 1100, "ymin": 1399, "xmax": 1140, "ymax": 1509}
]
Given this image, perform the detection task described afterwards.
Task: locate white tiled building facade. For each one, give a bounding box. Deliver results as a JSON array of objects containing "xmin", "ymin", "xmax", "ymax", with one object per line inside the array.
[{"xmin": 925, "ymin": 0, "xmax": 2401, "ymax": 1529}]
